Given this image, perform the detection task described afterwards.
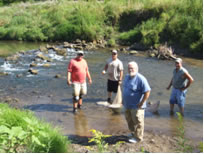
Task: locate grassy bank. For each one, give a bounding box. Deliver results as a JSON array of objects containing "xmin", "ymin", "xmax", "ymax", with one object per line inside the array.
[
  {"xmin": 0, "ymin": 0, "xmax": 202, "ymax": 57},
  {"xmin": 0, "ymin": 103, "xmax": 71, "ymax": 153}
]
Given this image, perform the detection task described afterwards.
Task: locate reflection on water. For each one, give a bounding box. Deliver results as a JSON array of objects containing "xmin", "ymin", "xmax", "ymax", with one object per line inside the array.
[
  {"xmin": 0, "ymin": 41, "xmax": 47, "ymax": 57},
  {"xmin": 0, "ymin": 41, "xmax": 202, "ymax": 142},
  {"xmin": 74, "ymin": 110, "xmax": 90, "ymax": 136}
]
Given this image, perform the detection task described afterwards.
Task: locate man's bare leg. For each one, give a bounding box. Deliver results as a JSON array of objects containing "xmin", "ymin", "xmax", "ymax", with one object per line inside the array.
[
  {"xmin": 179, "ymin": 107, "xmax": 184, "ymax": 116},
  {"xmin": 108, "ymin": 92, "xmax": 112, "ymax": 103},
  {"xmin": 170, "ymin": 104, "xmax": 174, "ymax": 115}
]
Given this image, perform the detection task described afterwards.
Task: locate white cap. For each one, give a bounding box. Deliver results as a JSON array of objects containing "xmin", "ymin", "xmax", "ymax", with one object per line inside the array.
[
  {"xmin": 175, "ymin": 58, "xmax": 182, "ymax": 63},
  {"xmin": 77, "ymin": 50, "xmax": 84, "ymax": 55},
  {"xmin": 112, "ymin": 49, "xmax": 117, "ymax": 54}
]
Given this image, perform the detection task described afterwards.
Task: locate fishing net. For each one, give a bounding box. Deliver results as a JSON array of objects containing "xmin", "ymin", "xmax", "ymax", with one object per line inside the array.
[{"xmin": 110, "ymin": 85, "xmax": 122, "ymax": 107}]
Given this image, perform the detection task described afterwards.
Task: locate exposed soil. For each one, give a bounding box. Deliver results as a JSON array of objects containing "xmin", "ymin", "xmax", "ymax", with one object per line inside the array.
[{"xmin": 68, "ymin": 130, "xmax": 200, "ymax": 153}]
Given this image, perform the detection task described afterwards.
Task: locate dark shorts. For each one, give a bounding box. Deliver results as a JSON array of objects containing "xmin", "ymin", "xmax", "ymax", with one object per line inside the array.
[{"xmin": 107, "ymin": 79, "xmax": 119, "ymax": 93}]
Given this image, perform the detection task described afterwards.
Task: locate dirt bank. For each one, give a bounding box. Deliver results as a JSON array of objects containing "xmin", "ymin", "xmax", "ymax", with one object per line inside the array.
[{"xmin": 69, "ymin": 130, "xmax": 200, "ymax": 153}]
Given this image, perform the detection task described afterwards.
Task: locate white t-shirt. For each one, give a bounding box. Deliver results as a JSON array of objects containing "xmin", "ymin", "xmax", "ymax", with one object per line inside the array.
[{"xmin": 106, "ymin": 58, "xmax": 123, "ymax": 81}]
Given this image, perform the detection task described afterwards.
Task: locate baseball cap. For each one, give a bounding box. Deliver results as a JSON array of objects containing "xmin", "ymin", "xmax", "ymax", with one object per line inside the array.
[
  {"xmin": 175, "ymin": 58, "xmax": 182, "ymax": 63},
  {"xmin": 112, "ymin": 49, "xmax": 117, "ymax": 54},
  {"xmin": 77, "ymin": 50, "xmax": 84, "ymax": 55}
]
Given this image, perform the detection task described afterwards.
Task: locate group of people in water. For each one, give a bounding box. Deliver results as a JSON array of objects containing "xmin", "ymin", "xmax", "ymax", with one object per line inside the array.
[{"xmin": 67, "ymin": 49, "xmax": 194, "ymax": 143}]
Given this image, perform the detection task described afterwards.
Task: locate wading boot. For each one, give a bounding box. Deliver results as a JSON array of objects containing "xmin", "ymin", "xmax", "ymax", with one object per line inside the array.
[
  {"xmin": 77, "ymin": 104, "xmax": 81, "ymax": 109},
  {"xmin": 107, "ymin": 98, "xmax": 112, "ymax": 104},
  {"xmin": 73, "ymin": 108, "xmax": 78, "ymax": 114}
]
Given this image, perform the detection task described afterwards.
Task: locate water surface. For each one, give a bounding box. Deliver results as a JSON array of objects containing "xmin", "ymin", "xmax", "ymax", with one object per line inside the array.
[{"xmin": 0, "ymin": 41, "xmax": 202, "ymax": 142}]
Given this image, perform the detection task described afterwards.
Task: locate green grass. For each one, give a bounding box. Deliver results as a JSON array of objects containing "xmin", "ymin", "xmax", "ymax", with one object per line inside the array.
[
  {"xmin": 176, "ymin": 112, "xmax": 194, "ymax": 153},
  {"xmin": 0, "ymin": 0, "xmax": 202, "ymax": 57},
  {"xmin": 0, "ymin": 103, "xmax": 71, "ymax": 153}
]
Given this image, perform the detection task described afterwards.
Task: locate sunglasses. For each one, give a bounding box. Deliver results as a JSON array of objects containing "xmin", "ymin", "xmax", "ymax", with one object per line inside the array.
[
  {"xmin": 77, "ymin": 53, "xmax": 84, "ymax": 56},
  {"xmin": 112, "ymin": 53, "xmax": 117, "ymax": 55}
]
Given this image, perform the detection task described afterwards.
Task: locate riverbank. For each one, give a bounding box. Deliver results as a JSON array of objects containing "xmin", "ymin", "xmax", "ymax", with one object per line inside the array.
[
  {"xmin": 0, "ymin": 0, "xmax": 202, "ymax": 58},
  {"xmin": 69, "ymin": 130, "xmax": 200, "ymax": 153}
]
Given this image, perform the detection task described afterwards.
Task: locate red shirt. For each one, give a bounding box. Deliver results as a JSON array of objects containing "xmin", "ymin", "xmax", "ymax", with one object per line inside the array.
[{"xmin": 67, "ymin": 58, "xmax": 89, "ymax": 83}]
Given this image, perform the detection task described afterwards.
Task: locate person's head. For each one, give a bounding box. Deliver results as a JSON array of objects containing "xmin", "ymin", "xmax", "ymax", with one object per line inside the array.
[
  {"xmin": 111, "ymin": 49, "xmax": 118, "ymax": 60},
  {"xmin": 128, "ymin": 61, "xmax": 139, "ymax": 77},
  {"xmin": 175, "ymin": 58, "xmax": 182, "ymax": 70},
  {"xmin": 76, "ymin": 50, "xmax": 84, "ymax": 60}
]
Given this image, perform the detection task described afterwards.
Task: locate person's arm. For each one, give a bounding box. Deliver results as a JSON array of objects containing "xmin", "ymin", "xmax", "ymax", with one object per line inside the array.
[
  {"xmin": 180, "ymin": 72, "xmax": 194, "ymax": 91},
  {"xmin": 67, "ymin": 61, "xmax": 73, "ymax": 85},
  {"xmin": 118, "ymin": 70, "xmax": 123, "ymax": 85},
  {"xmin": 67, "ymin": 71, "xmax": 72, "ymax": 85},
  {"xmin": 85, "ymin": 61, "xmax": 92, "ymax": 84},
  {"xmin": 166, "ymin": 78, "xmax": 173, "ymax": 90},
  {"xmin": 102, "ymin": 64, "xmax": 108, "ymax": 74},
  {"xmin": 87, "ymin": 71, "xmax": 92, "ymax": 84},
  {"xmin": 138, "ymin": 90, "xmax": 151, "ymax": 108}
]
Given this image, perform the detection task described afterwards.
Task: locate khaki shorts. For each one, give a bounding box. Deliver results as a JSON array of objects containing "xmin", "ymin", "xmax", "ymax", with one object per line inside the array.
[{"xmin": 72, "ymin": 82, "xmax": 87, "ymax": 96}]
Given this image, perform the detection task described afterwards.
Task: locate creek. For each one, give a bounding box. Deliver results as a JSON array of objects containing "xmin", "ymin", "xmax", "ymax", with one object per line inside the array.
[{"xmin": 0, "ymin": 41, "xmax": 202, "ymax": 142}]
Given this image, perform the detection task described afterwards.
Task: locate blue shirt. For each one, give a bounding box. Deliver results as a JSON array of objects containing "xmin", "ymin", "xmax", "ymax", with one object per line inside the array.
[{"xmin": 123, "ymin": 73, "xmax": 151, "ymax": 109}]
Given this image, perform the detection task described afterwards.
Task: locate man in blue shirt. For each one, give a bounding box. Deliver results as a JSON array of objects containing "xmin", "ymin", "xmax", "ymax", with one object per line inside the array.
[
  {"xmin": 167, "ymin": 58, "xmax": 194, "ymax": 116},
  {"xmin": 123, "ymin": 61, "xmax": 151, "ymax": 143}
]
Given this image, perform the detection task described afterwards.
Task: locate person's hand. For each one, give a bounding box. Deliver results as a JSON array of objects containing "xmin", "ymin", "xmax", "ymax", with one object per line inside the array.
[
  {"xmin": 118, "ymin": 80, "xmax": 122, "ymax": 85},
  {"xmin": 166, "ymin": 86, "xmax": 170, "ymax": 90},
  {"xmin": 88, "ymin": 79, "xmax": 92, "ymax": 85},
  {"xmin": 67, "ymin": 80, "xmax": 72, "ymax": 85},
  {"xmin": 102, "ymin": 70, "xmax": 106, "ymax": 75},
  {"xmin": 137, "ymin": 103, "xmax": 143, "ymax": 109},
  {"xmin": 180, "ymin": 87, "xmax": 186, "ymax": 91}
]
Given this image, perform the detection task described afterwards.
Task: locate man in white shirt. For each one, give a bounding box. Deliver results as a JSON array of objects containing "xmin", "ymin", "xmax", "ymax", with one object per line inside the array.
[{"xmin": 102, "ymin": 49, "xmax": 123, "ymax": 103}]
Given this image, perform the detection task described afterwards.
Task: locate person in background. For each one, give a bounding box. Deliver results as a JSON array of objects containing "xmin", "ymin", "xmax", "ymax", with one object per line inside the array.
[
  {"xmin": 102, "ymin": 49, "xmax": 123, "ymax": 103},
  {"xmin": 67, "ymin": 50, "xmax": 92, "ymax": 113},
  {"xmin": 123, "ymin": 61, "xmax": 151, "ymax": 143},
  {"xmin": 166, "ymin": 58, "xmax": 194, "ymax": 116}
]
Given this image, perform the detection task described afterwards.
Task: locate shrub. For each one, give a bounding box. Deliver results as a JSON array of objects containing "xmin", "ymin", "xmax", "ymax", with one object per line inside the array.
[
  {"xmin": 107, "ymin": 38, "xmax": 116, "ymax": 47},
  {"xmin": 0, "ymin": 0, "xmax": 202, "ymax": 56},
  {"xmin": 0, "ymin": 103, "xmax": 70, "ymax": 153}
]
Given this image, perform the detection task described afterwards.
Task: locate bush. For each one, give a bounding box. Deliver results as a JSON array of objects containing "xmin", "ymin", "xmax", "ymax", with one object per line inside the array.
[
  {"xmin": 0, "ymin": 103, "xmax": 70, "ymax": 153},
  {"xmin": 107, "ymin": 38, "xmax": 116, "ymax": 47},
  {"xmin": 0, "ymin": 0, "xmax": 43, "ymax": 6},
  {"xmin": 118, "ymin": 0, "xmax": 202, "ymax": 56},
  {"xmin": 0, "ymin": 0, "xmax": 202, "ymax": 57}
]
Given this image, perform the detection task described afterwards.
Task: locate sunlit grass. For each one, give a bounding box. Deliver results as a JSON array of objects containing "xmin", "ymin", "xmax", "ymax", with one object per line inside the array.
[
  {"xmin": 0, "ymin": 0, "xmax": 202, "ymax": 56},
  {"xmin": 0, "ymin": 103, "xmax": 71, "ymax": 153}
]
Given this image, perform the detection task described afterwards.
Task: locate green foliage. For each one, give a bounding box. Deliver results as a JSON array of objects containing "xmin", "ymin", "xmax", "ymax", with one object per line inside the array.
[
  {"xmin": 198, "ymin": 142, "xmax": 203, "ymax": 152},
  {"xmin": 176, "ymin": 112, "xmax": 193, "ymax": 153},
  {"xmin": 0, "ymin": 126, "xmax": 28, "ymax": 153},
  {"xmin": 88, "ymin": 129, "xmax": 111, "ymax": 153},
  {"xmin": 112, "ymin": 141, "xmax": 125, "ymax": 153},
  {"xmin": 140, "ymin": 147, "xmax": 145, "ymax": 153},
  {"xmin": 139, "ymin": 18, "xmax": 165, "ymax": 47},
  {"xmin": 0, "ymin": 103, "xmax": 70, "ymax": 153},
  {"xmin": 107, "ymin": 38, "xmax": 116, "ymax": 47},
  {"xmin": 86, "ymin": 129, "xmax": 125, "ymax": 153},
  {"xmin": 119, "ymin": 27, "xmax": 142, "ymax": 45},
  {"xmin": 0, "ymin": 0, "xmax": 43, "ymax": 6},
  {"xmin": 118, "ymin": 0, "xmax": 202, "ymax": 55},
  {"xmin": 0, "ymin": 0, "xmax": 202, "ymax": 56},
  {"xmin": 103, "ymin": 1, "xmax": 122, "ymax": 26}
]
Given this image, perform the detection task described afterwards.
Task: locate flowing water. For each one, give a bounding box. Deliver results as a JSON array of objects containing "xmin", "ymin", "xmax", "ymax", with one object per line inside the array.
[{"xmin": 0, "ymin": 41, "xmax": 202, "ymax": 142}]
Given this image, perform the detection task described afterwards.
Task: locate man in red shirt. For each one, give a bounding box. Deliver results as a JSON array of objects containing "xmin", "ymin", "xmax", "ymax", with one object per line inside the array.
[{"xmin": 67, "ymin": 51, "xmax": 92, "ymax": 113}]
